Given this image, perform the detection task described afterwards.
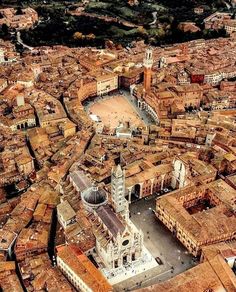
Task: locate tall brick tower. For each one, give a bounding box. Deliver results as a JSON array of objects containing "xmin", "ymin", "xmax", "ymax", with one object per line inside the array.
[{"xmin": 143, "ymin": 48, "xmax": 153, "ymax": 93}]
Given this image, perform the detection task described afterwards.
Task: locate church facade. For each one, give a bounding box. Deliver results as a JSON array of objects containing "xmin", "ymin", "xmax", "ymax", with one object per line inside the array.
[{"xmin": 91, "ymin": 165, "xmax": 144, "ymax": 269}]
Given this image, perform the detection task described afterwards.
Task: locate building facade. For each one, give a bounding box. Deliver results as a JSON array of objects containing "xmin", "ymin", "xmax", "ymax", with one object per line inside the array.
[{"xmin": 92, "ymin": 165, "xmax": 144, "ymax": 269}]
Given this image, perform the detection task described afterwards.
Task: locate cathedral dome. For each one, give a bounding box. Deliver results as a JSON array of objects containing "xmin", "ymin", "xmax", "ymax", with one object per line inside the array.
[{"xmin": 82, "ymin": 185, "xmax": 107, "ymax": 211}]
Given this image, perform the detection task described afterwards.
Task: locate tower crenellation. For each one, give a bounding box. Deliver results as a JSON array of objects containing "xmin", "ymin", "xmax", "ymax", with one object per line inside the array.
[
  {"xmin": 143, "ymin": 47, "xmax": 153, "ymax": 69},
  {"xmin": 143, "ymin": 47, "xmax": 153, "ymax": 92}
]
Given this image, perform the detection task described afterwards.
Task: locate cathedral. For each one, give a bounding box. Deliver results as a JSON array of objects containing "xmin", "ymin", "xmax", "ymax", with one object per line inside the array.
[{"xmin": 91, "ymin": 165, "xmax": 144, "ymax": 269}]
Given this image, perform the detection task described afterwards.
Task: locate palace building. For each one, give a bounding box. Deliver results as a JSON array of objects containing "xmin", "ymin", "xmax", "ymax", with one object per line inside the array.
[{"xmin": 156, "ymin": 179, "xmax": 236, "ymax": 257}]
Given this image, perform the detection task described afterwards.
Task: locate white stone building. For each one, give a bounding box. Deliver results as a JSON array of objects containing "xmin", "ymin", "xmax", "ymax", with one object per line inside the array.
[
  {"xmin": 91, "ymin": 165, "xmax": 144, "ymax": 269},
  {"xmin": 172, "ymin": 158, "xmax": 189, "ymax": 189},
  {"xmin": 96, "ymin": 73, "xmax": 118, "ymax": 96},
  {"xmin": 57, "ymin": 200, "xmax": 76, "ymax": 229}
]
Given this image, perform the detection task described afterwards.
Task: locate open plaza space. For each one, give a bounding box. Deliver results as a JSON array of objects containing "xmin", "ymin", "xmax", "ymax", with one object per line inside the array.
[
  {"xmin": 113, "ymin": 195, "xmax": 196, "ymax": 291},
  {"xmin": 87, "ymin": 94, "xmax": 146, "ymax": 130}
]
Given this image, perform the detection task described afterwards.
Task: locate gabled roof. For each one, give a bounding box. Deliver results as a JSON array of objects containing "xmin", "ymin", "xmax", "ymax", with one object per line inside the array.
[{"xmin": 96, "ymin": 205, "xmax": 125, "ymax": 237}]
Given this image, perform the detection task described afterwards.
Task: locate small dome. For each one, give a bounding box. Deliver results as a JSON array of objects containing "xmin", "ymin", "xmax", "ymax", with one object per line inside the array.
[{"xmin": 83, "ymin": 186, "xmax": 107, "ymax": 206}]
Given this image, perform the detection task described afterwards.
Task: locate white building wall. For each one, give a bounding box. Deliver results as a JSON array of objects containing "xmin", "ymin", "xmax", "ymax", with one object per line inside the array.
[
  {"xmin": 57, "ymin": 257, "xmax": 93, "ymax": 292},
  {"xmin": 97, "ymin": 76, "xmax": 118, "ymax": 96}
]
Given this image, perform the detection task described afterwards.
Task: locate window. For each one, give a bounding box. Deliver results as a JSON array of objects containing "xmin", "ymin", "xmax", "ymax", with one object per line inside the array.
[
  {"xmin": 122, "ymin": 239, "xmax": 129, "ymax": 246},
  {"xmin": 132, "ymin": 253, "xmax": 135, "ymax": 261},
  {"xmin": 123, "ymin": 255, "xmax": 127, "ymax": 264}
]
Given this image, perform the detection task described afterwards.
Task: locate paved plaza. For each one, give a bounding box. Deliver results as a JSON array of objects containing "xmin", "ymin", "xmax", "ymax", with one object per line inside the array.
[
  {"xmin": 114, "ymin": 196, "xmax": 196, "ymax": 291},
  {"xmin": 88, "ymin": 94, "xmax": 145, "ymax": 130}
]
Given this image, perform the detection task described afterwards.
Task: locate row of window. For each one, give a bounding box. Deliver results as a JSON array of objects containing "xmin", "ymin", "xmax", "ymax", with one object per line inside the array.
[{"xmin": 59, "ymin": 260, "xmax": 91, "ymax": 292}]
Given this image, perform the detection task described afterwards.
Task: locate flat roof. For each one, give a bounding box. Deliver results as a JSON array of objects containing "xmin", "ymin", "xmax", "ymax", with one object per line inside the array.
[{"xmin": 57, "ymin": 200, "xmax": 76, "ymax": 222}]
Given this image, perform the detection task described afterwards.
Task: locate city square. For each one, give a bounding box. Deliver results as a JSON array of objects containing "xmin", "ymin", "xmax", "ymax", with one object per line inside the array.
[{"xmin": 87, "ymin": 94, "xmax": 146, "ymax": 130}]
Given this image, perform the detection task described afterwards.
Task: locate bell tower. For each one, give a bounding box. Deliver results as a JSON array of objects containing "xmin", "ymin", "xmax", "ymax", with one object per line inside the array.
[
  {"xmin": 111, "ymin": 165, "xmax": 129, "ymax": 220},
  {"xmin": 143, "ymin": 48, "xmax": 153, "ymax": 92}
]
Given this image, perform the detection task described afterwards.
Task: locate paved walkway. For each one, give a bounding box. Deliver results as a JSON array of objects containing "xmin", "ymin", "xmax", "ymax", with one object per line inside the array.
[
  {"xmin": 114, "ymin": 197, "xmax": 196, "ymax": 290},
  {"xmin": 122, "ymin": 90, "xmax": 155, "ymax": 126},
  {"xmin": 16, "ymin": 31, "xmax": 33, "ymax": 51},
  {"xmin": 84, "ymin": 92, "xmax": 153, "ymax": 130}
]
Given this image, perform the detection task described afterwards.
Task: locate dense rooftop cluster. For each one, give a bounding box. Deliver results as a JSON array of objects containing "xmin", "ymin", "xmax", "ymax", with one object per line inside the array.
[
  {"xmin": 0, "ymin": 7, "xmax": 38, "ymax": 30},
  {"xmin": 0, "ymin": 10, "xmax": 236, "ymax": 291}
]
